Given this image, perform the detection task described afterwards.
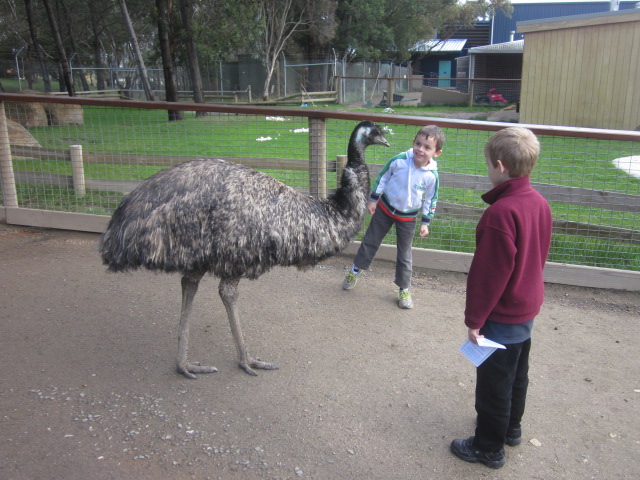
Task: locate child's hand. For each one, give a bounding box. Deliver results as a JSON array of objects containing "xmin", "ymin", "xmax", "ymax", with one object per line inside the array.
[
  {"xmin": 419, "ymin": 224, "xmax": 429, "ymax": 237},
  {"xmin": 367, "ymin": 201, "xmax": 377, "ymax": 215},
  {"xmin": 468, "ymin": 328, "xmax": 484, "ymax": 345}
]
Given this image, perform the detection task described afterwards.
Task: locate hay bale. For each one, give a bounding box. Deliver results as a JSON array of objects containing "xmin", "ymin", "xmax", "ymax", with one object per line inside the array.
[
  {"xmin": 45, "ymin": 103, "xmax": 84, "ymax": 126},
  {"xmin": 4, "ymin": 90, "xmax": 84, "ymax": 127},
  {"xmin": 7, "ymin": 119, "xmax": 42, "ymax": 147},
  {"xmin": 5, "ymin": 100, "xmax": 48, "ymax": 128}
]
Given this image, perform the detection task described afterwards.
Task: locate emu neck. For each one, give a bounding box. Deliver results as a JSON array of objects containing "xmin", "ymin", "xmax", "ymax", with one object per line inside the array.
[{"xmin": 347, "ymin": 140, "xmax": 366, "ymax": 166}]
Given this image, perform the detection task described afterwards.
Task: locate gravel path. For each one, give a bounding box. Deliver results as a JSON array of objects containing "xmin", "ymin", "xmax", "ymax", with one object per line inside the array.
[{"xmin": 1, "ymin": 224, "xmax": 638, "ymax": 479}]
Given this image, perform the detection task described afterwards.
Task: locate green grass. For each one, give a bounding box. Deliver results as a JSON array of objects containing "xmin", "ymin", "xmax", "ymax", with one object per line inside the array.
[
  {"xmin": 353, "ymin": 213, "xmax": 640, "ymax": 271},
  {"xmin": 441, "ymin": 186, "xmax": 639, "ymax": 231},
  {"xmin": 15, "ymin": 184, "xmax": 124, "ymax": 216},
  {"xmin": 13, "ymin": 99, "xmax": 640, "ymax": 192},
  {"xmin": 4, "ymin": 102, "xmax": 639, "ymax": 271}
]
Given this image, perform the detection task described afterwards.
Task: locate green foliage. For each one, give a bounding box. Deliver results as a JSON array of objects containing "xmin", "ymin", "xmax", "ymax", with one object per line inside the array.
[
  {"xmin": 330, "ymin": 0, "xmax": 514, "ymax": 61},
  {"xmin": 193, "ymin": 0, "xmax": 261, "ymax": 62},
  {"xmin": 334, "ymin": 0, "xmax": 394, "ymax": 60}
]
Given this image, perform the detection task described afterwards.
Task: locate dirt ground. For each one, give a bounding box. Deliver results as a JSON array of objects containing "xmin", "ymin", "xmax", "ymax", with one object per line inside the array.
[{"xmin": 0, "ymin": 224, "xmax": 638, "ymax": 480}]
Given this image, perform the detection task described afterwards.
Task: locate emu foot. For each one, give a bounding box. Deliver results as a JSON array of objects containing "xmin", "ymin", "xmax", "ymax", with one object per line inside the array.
[
  {"xmin": 240, "ymin": 357, "xmax": 279, "ymax": 376},
  {"xmin": 177, "ymin": 362, "xmax": 218, "ymax": 379}
]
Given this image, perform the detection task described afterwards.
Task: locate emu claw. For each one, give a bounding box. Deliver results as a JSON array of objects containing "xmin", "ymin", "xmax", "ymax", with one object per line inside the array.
[
  {"xmin": 178, "ymin": 362, "xmax": 218, "ymax": 379},
  {"xmin": 240, "ymin": 357, "xmax": 279, "ymax": 376}
]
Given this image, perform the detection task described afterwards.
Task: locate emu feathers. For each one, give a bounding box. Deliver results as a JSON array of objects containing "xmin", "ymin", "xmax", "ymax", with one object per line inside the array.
[{"xmin": 99, "ymin": 120, "xmax": 389, "ymax": 378}]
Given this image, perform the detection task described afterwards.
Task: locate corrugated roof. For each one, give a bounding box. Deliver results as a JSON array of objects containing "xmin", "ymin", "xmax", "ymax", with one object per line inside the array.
[
  {"xmin": 410, "ymin": 39, "xmax": 468, "ymax": 53},
  {"xmin": 469, "ymin": 40, "xmax": 524, "ymax": 54},
  {"xmin": 491, "ymin": 1, "xmax": 639, "ymax": 43},
  {"xmin": 518, "ymin": 8, "xmax": 640, "ymax": 33}
]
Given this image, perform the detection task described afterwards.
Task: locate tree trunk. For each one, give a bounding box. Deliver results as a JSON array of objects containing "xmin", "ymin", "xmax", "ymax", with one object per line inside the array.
[
  {"xmin": 156, "ymin": 0, "xmax": 183, "ymax": 120},
  {"xmin": 24, "ymin": 0, "xmax": 52, "ymax": 93},
  {"xmin": 259, "ymin": 0, "xmax": 305, "ymax": 101},
  {"xmin": 119, "ymin": 0, "xmax": 155, "ymax": 100},
  {"xmin": 179, "ymin": 0, "xmax": 207, "ymax": 115},
  {"xmin": 262, "ymin": 60, "xmax": 276, "ymax": 102},
  {"xmin": 89, "ymin": 10, "xmax": 106, "ymax": 91},
  {"xmin": 42, "ymin": 0, "xmax": 75, "ymax": 96},
  {"xmin": 59, "ymin": 0, "xmax": 90, "ymax": 91}
]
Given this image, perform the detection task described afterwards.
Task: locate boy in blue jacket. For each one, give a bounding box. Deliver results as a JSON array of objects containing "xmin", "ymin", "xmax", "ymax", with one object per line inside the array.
[
  {"xmin": 450, "ymin": 126, "xmax": 552, "ymax": 468},
  {"xmin": 342, "ymin": 125, "xmax": 444, "ymax": 309}
]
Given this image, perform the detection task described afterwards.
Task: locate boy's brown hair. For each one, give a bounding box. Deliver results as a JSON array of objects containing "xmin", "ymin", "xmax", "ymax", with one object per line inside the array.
[
  {"xmin": 485, "ymin": 127, "xmax": 540, "ymax": 177},
  {"xmin": 415, "ymin": 125, "xmax": 445, "ymax": 151}
]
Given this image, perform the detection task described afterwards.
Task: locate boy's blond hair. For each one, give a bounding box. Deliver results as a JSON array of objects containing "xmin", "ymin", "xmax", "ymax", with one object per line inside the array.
[
  {"xmin": 485, "ymin": 127, "xmax": 540, "ymax": 177},
  {"xmin": 415, "ymin": 125, "xmax": 445, "ymax": 151}
]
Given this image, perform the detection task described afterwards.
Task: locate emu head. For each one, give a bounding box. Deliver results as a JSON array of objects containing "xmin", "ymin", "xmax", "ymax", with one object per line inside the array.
[{"xmin": 354, "ymin": 120, "xmax": 390, "ymax": 148}]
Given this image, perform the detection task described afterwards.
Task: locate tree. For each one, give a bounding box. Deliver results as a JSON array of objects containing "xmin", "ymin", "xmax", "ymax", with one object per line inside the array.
[
  {"xmin": 256, "ymin": 0, "xmax": 307, "ymax": 101},
  {"xmin": 334, "ymin": 0, "xmax": 393, "ymax": 61},
  {"xmin": 296, "ymin": 0, "xmax": 338, "ymax": 91},
  {"xmin": 88, "ymin": 1, "xmax": 108, "ymax": 91},
  {"xmin": 60, "ymin": 0, "xmax": 91, "ymax": 91},
  {"xmin": 301, "ymin": 0, "xmax": 337, "ymax": 58},
  {"xmin": 41, "ymin": 0, "xmax": 75, "ymax": 95},
  {"xmin": 192, "ymin": 0, "xmax": 259, "ymax": 64},
  {"xmin": 333, "ymin": 0, "xmax": 513, "ymax": 61},
  {"xmin": 439, "ymin": 0, "xmax": 513, "ymax": 42},
  {"xmin": 155, "ymin": 0, "xmax": 183, "ymax": 120},
  {"xmin": 119, "ymin": 0, "xmax": 155, "ymax": 100},
  {"xmin": 178, "ymin": 0, "xmax": 206, "ymax": 112},
  {"xmin": 23, "ymin": 0, "xmax": 52, "ymax": 92}
]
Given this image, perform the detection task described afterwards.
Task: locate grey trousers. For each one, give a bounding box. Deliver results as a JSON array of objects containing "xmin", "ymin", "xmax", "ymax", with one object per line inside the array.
[{"xmin": 353, "ymin": 207, "xmax": 417, "ymax": 290}]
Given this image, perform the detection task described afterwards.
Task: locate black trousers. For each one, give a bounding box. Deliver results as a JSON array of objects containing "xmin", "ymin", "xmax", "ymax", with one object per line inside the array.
[{"xmin": 474, "ymin": 338, "xmax": 531, "ymax": 452}]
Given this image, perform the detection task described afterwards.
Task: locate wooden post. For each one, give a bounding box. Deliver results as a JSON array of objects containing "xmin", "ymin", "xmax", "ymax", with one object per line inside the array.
[
  {"xmin": 70, "ymin": 144, "xmax": 85, "ymax": 197},
  {"xmin": 468, "ymin": 79, "xmax": 475, "ymax": 108},
  {"xmin": 387, "ymin": 78, "xmax": 394, "ymax": 107},
  {"xmin": 0, "ymin": 101, "xmax": 18, "ymax": 208},
  {"xmin": 336, "ymin": 154, "xmax": 347, "ymax": 187},
  {"xmin": 308, "ymin": 118, "xmax": 327, "ymax": 199}
]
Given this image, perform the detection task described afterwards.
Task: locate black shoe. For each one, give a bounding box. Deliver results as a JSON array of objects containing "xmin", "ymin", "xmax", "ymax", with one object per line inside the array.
[
  {"xmin": 505, "ymin": 427, "xmax": 522, "ymax": 447},
  {"xmin": 450, "ymin": 437, "xmax": 505, "ymax": 469}
]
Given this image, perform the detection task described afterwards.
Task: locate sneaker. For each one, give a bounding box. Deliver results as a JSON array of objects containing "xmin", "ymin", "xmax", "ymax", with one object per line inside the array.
[
  {"xmin": 398, "ymin": 289, "xmax": 413, "ymax": 309},
  {"xmin": 505, "ymin": 427, "xmax": 522, "ymax": 447},
  {"xmin": 342, "ymin": 268, "xmax": 360, "ymax": 290},
  {"xmin": 450, "ymin": 437, "xmax": 505, "ymax": 469}
]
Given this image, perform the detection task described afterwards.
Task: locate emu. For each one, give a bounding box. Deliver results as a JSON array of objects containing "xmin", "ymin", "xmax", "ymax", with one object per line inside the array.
[{"xmin": 99, "ymin": 120, "xmax": 389, "ymax": 378}]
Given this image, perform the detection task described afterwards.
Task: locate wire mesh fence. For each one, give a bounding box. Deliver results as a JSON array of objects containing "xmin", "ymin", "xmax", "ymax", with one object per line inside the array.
[{"xmin": 1, "ymin": 94, "xmax": 639, "ymax": 274}]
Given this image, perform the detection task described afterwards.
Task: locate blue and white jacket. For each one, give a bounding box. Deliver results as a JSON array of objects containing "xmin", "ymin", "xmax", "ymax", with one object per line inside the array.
[{"xmin": 370, "ymin": 148, "xmax": 439, "ymax": 224}]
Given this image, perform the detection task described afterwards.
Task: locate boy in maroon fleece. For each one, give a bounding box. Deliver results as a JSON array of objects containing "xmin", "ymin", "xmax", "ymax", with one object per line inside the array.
[{"xmin": 450, "ymin": 127, "xmax": 552, "ymax": 469}]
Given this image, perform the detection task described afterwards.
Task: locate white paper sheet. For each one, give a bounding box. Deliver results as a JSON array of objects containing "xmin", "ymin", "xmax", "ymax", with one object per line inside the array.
[{"xmin": 459, "ymin": 338, "xmax": 506, "ymax": 367}]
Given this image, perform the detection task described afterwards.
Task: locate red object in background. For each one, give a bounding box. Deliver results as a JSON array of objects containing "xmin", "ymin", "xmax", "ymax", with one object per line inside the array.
[{"xmin": 475, "ymin": 88, "xmax": 509, "ymax": 105}]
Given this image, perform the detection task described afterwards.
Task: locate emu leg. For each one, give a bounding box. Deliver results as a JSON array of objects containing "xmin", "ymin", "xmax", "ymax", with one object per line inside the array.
[
  {"xmin": 219, "ymin": 277, "xmax": 279, "ymax": 376},
  {"xmin": 177, "ymin": 272, "xmax": 218, "ymax": 379}
]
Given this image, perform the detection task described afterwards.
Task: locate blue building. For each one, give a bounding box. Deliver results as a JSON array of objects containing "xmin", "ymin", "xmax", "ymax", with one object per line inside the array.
[
  {"xmin": 412, "ymin": 1, "xmax": 639, "ymax": 82},
  {"xmin": 492, "ymin": 0, "xmax": 639, "ymax": 43}
]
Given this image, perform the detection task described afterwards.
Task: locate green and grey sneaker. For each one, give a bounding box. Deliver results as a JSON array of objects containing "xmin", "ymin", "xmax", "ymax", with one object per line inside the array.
[
  {"xmin": 342, "ymin": 268, "xmax": 361, "ymax": 290},
  {"xmin": 398, "ymin": 289, "xmax": 413, "ymax": 309}
]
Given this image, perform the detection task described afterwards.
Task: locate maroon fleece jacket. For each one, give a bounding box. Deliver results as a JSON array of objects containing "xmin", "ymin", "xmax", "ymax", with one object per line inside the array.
[{"xmin": 465, "ymin": 176, "xmax": 552, "ymax": 330}]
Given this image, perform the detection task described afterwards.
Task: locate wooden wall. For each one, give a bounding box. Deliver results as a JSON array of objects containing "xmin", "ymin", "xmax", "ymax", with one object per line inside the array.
[{"xmin": 518, "ymin": 10, "xmax": 640, "ymax": 130}]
